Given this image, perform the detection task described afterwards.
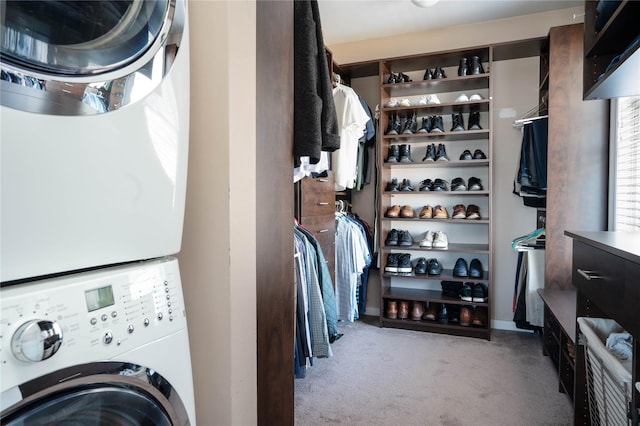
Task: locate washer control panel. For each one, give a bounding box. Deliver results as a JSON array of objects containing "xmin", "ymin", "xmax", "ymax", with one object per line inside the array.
[{"xmin": 0, "ymin": 257, "xmax": 187, "ymax": 391}]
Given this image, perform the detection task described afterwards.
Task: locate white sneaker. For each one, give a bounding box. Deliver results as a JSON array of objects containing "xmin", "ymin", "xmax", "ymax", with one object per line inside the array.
[
  {"xmin": 469, "ymin": 93, "xmax": 484, "ymax": 101},
  {"xmin": 455, "ymin": 94, "xmax": 469, "ymax": 102},
  {"xmin": 399, "ymin": 98, "xmax": 412, "ymax": 107},
  {"xmin": 418, "ymin": 96, "xmax": 428, "ymax": 105},
  {"xmin": 419, "ymin": 230, "xmax": 434, "ymax": 248},
  {"xmin": 427, "ymin": 94, "xmax": 441, "ymax": 105},
  {"xmin": 432, "ymin": 231, "xmax": 449, "ymax": 248},
  {"xmin": 387, "ymin": 98, "xmax": 398, "ymax": 107}
]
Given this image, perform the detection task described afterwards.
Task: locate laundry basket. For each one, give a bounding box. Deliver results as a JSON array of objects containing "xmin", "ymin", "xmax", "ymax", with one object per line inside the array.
[{"xmin": 577, "ymin": 317, "xmax": 633, "ymax": 426}]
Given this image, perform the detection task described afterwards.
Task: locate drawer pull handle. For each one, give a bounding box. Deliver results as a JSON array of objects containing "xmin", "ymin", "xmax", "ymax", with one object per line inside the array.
[
  {"xmin": 317, "ymin": 178, "xmax": 328, "ymax": 182},
  {"xmin": 318, "ymin": 229, "xmax": 329, "ymax": 233},
  {"xmin": 317, "ymin": 202, "xmax": 329, "ymax": 206},
  {"xmin": 577, "ymin": 269, "xmax": 602, "ymax": 280}
]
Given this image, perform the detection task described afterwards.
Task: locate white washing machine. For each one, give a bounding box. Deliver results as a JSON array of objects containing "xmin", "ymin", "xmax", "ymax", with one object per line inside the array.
[
  {"xmin": 0, "ymin": 257, "xmax": 196, "ymax": 425},
  {"xmin": 0, "ymin": 0, "xmax": 190, "ymax": 282}
]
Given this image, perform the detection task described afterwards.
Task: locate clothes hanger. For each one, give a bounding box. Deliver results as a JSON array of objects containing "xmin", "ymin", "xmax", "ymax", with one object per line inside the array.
[
  {"xmin": 513, "ymin": 94, "xmax": 549, "ymax": 128},
  {"xmin": 511, "ymin": 227, "xmax": 545, "ymax": 250}
]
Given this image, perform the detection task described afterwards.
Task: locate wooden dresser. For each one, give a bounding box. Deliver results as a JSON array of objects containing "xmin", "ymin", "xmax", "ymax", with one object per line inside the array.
[
  {"xmin": 566, "ymin": 231, "xmax": 640, "ymax": 425},
  {"xmin": 295, "ymin": 172, "xmax": 336, "ymax": 282}
]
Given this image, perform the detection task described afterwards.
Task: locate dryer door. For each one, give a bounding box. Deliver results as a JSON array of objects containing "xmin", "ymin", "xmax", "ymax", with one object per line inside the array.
[
  {"xmin": 1, "ymin": 362, "xmax": 191, "ymax": 425},
  {"xmin": 0, "ymin": 0, "xmax": 186, "ymax": 114}
]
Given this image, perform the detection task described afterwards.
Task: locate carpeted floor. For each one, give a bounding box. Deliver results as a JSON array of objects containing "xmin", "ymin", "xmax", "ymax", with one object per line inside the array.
[{"xmin": 295, "ymin": 316, "xmax": 573, "ymax": 426}]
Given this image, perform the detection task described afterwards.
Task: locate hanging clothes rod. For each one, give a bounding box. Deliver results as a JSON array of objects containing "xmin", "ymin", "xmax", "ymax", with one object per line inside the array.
[{"xmin": 513, "ymin": 114, "xmax": 549, "ymax": 128}]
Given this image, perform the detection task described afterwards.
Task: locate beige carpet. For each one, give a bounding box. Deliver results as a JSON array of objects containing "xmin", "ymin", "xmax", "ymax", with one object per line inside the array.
[{"xmin": 295, "ymin": 316, "xmax": 573, "ymax": 426}]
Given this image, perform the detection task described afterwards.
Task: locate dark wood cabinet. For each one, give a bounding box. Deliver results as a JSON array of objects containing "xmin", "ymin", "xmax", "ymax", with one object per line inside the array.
[
  {"xmin": 543, "ymin": 23, "xmax": 609, "ymax": 291},
  {"xmin": 295, "ymin": 172, "xmax": 336, "ymax": 282},
  {"xmin": 583, "ymin": 0, "xmax": 640, "ymax": 100},
  {"xmin": 566, "ymin": 231, "xmax": 640, "ymax": 425}
]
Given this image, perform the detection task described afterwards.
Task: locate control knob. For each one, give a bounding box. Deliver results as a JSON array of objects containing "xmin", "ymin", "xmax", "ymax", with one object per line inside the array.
[{"xmin": 11, "ymin": 320, "xmax": 63, "ymax": 362}]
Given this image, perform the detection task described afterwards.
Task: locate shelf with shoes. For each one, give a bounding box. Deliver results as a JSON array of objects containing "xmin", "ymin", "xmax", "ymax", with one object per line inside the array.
[{"xmin": 377, "ymin": 45, "xmax": 492, "ymax": 340}]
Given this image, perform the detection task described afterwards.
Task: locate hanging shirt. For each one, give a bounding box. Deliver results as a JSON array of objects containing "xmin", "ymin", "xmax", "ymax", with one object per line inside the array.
[{"xmin": 331, "ymin": 84, "xmax": 370, "ymax": 191}]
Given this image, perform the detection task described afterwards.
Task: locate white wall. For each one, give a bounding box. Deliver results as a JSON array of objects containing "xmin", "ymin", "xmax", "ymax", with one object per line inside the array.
[{"xmin": 179, "ymin": 1, "xmax": 257, "ymax": 425}]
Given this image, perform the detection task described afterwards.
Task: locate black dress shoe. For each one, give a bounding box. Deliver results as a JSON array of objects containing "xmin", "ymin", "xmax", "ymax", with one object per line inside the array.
[
  {"xmin": 414, "ymin": 257, "xmax": 428, "ymax": 275},
  {"xmin": 399, "ymin": 72, "xmax": 412, "ymax": 82},
  {"xmin": 470, "ymin": 56, "xmax": 485, "ymax": 75},
  {"xmin": 473, "ymin": 149, "xmax": 486, "ymax": 159},
  {"xmin": 423, "ymin": 68, "xmax": 433, "ymax": 80},
  {"xmin": 469, "ymin": 258, "xmax": 483, "ymax": 278},
  {"xmin": 433, "ymin": 66, "xmax": 447, "ymax": 79},
  {"xmin": 458, "ymin": 57, "xmax": 469, "ymax": 76},
  {"xmin": 438, "ymin": 303, "xmax": 449, "ymax": 324},
  {"xmin": 427, "ymin": 258, "xmax": 442, "ymax": 275},
  {"xmin": 448, "ymin": 305, "xmax": 460, "ymax": 324},
  {"xmin": 453, "ymin": 258, "xmax": 469, "ymax": 277},
  {"xmin": 459, "ymin": 149, "xmax": 473, "ymax": 160}
]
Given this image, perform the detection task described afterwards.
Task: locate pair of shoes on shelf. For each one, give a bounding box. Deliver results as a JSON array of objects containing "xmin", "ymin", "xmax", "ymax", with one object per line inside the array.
[
  {"xmin": 451, "ymin": 111, "xmax": 483, "ymax": 131},
  {"xmin": 385, "ymin": 144, "xmax": 414, "ymax": 162},
  {"xmin": 386, "ymin": 98, "xmax": 414, "ymax": 107},
  {"xmin": 453, "ymin": 258, "xmax": 484, "ymax": 278},
  {"xmin": 451, "ymin": 177, "xmax": 483, "ymax": 191},
  {"xmin": 418, "ymin": 94, "xmax": 441, "ymax": 105},
  {"xmin": 452, "ymin": 204, "xmax": 481, "ymax": 220},
  {"xmin": 459, "ymin": 149, "xmax": 486, "ymax": 160},
  {"xmin": 385, "ymin": 205, "xmax": 415, "ymax": 218},
  {"xmin": 417, "ymin": 115, "xmax": 445, "ymax": 134},
  {"xmin": 424, "ymin": 66, "xmax": 447, "ymax": 80},
  {"xmin": 387, "ymin": 72, "xmax": 412, "ymax": 84},
  {"xmin": 419, "ymin": 230, "xmax": 448, "ymax": 248},
  {"xmin": 419, "ymin": 204, "xmax": 448, "ymax": 219},
  {"xmin": 385, "ymin": 229, "xmax": 414, "ymax": 247},
  {"xmin": 455, "ymin": 93, "xmax": 484, "ymax": 102},
  {"xmin": 408, "ymin": 257, "xmax": 442, "ymax": 275},
  {"xmin": 419, "ymin": 178, "xmax": 449, "ymax": 191},
  {"xmin": 458, "ymin": 55, "xmax": 485, "ymax": 76},
  {"xmin": 386, "ymin": 178, "xmax": 414, "ymax": 192},
  {"xmin": 385, "ymin": 253, "xmax": 412, "ymax": 273},
  {"xmin": 460, "ymin": 282, "xmax": 488, "ymax": 302},
  {"xmin": 422, "ymin": 143, "xmax": 449, "ymax": 162}
]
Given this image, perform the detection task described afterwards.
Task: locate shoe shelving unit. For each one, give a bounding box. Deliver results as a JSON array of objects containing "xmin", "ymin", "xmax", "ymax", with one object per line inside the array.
[{"xmin": 378, "ymin": 46, "xmax": 493, "ymax": 340}]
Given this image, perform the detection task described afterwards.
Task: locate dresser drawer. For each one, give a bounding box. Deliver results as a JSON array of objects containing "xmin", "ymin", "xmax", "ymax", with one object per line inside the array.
[
  {"xmin": 573, "ymin": 241, "xmax": 639, "ymax": 335},
  {"xmin": 301, "ymin": 191, "xmax": 335, "ymax": 216},
  {"xmin": 300, "ymin": 172, "xmax": 334, "ymax": 193},
  {"xmin": 300, "ymin": 214, "xmax": 335, "ymax": 282}
]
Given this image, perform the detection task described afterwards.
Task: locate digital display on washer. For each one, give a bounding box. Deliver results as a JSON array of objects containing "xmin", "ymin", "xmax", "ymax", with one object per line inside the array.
[{"xmin": 85, "ymin": 285, "xmax": 115, "ymax": 312}]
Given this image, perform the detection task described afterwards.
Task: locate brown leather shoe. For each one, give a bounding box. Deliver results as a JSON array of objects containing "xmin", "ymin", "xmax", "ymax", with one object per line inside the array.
[
  {"xmin": 472, "ymin": 306, "xmax": 488, "ymax": 326},
  {"xmin": 400, "ymin": 205, "xmax": 415, "ymax": 218},
  {"xmin": 423, "ymin": 302, "xmax": 438, "ymax": 320},
  {"xmin": 460, "ymin": 306, "xmax": 472, "ymax": 326},
  {"xmin": 452, "ymin": 204, "xmax": 466, "ymax": 219},
  {"xmin": 387, "ymin": 300, "xmax": 398, "ymax": 319},
  {"xmin": 398, "ymin": 301, "xmax": 409, "ymax": 319},
  {"xmin": 411, "ymin": 301, "xmax": 424, "ymax": 320},
  {"xmin": 433, "ymin": 205, "xmax": 449, "ymax": 219},
  {"xmin": 466, "ymin": 204, "xmax": 481, "ymax": 219},
  {"xmin": 385, "ymin": 205, "xmax": 401, "ymax": 217},
  {"xmin": 419, "ymin": 205, "xmax": 433, "ymax": 219}
]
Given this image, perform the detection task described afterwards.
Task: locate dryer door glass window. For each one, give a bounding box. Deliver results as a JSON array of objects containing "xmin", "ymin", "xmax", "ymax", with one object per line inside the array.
[
  {"xmin": 2, "ymin": 387, "xmax": 172, "ymax": 425},
  {"xmin": 0, "ymin": 0, "xmax": 170, "ymax": 76}
]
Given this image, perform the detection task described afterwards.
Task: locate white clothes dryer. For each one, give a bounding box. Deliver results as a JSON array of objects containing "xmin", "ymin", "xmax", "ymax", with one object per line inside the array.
[
  {"xmin": 0, "ymin": 0, "xmax": 190, "ymax": 282},
  {"xmin": 0, "ymin": 257, "xmax": 196, "ymax": 425}
]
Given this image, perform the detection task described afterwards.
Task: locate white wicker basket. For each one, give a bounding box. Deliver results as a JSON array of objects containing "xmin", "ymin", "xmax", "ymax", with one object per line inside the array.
[{"xmin": 577, "ymin": 317, "xmax": 633, "ymax": 426}]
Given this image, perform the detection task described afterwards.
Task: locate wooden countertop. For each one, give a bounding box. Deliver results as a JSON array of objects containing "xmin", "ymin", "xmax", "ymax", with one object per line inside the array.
[
  {"xmin": 537, "ymin": 288, "xmax": 577, "ymax": 341},
  {"xmin": 565, "ymin": 230, "xmax": 640, "ymax": 264}
]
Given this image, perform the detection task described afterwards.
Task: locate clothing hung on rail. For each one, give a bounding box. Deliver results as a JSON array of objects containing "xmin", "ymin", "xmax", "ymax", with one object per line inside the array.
[
  {"xmin": 512, "ymin": 228, "xmax": 545, "ymax": 330},
  {"xmin": 332, "ymin": 83, "xmax": 371, "ymax": 191},
  {"xmin": 292, "ymin": 0, "xmax": 340, "ymax": 182},
  {"xmin": 294, "ymin": 223, "xmax": 340, "ymax": 378},
  {"xmin": 335, "ymin": 211, "xmax": 372, "ymax": 322},
  {"xmin": 513, "ymin": 117, "xmax": 548, "ymax": 208}
]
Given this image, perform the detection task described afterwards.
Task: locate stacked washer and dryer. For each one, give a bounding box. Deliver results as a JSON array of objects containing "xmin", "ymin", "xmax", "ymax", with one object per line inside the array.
[{"xmin": 0, "ymin": 1, "xmax": 195, "ymax": 424}]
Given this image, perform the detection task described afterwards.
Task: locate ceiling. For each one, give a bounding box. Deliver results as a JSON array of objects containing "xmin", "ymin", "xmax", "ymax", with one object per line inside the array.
[{"xmin": 317, "ymin": 0, "xmax": 581, "ymax": 45}]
